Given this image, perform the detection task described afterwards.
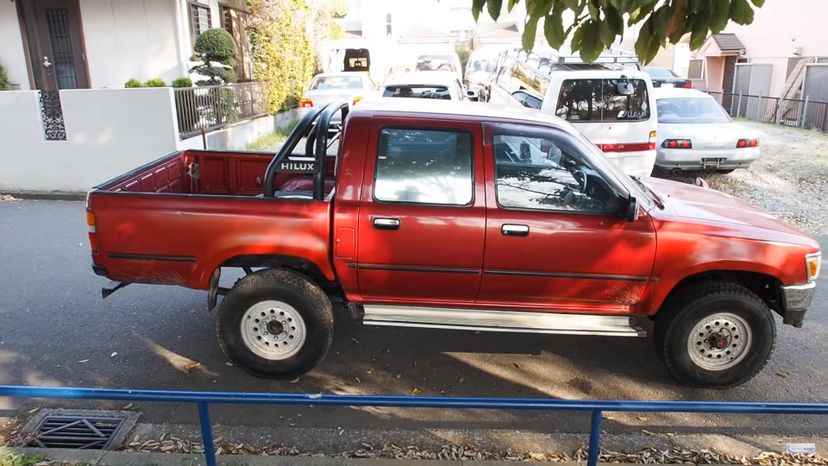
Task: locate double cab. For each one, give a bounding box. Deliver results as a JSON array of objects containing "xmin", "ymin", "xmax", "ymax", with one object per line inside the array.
[{"xmin": 86, "ymin": 99, "xmax": 820, "ymax": 388}]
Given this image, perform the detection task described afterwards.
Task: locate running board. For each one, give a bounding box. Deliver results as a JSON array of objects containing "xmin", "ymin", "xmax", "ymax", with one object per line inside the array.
[{"xmin": 362, "ymin": 305, "xmax": 645, "ymax": 337}]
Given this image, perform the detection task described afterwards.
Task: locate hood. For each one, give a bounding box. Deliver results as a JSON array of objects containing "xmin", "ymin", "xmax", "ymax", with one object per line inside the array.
[{"xmin": 644, "ymin": 177, "xmax": 816, "ymax": 246}]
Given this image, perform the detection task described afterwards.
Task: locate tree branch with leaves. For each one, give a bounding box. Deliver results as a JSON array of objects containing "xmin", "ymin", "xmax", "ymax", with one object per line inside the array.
[{"xmin": 472, "ymin": 0, "xmax": 765, "ymax": 63}]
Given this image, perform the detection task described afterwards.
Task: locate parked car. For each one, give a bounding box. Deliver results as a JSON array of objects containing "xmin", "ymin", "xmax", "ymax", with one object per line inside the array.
[
  {"xmin": 412, "ymin": 51, "xmax": 463, "ymax": 83},
  {"xmin": 464, "ymin": 48, "xmax": 500, "ymax": 101},
  {"xmin": 654, "ymin": 88, "xmax": 760, "ymax": 173},
  {"xmin": 644, "ymin": 67, "xmax": 692, "ymax": 88},
  {"xmin": 488, "ymin": 53, "xmax": 658, "ymax": 178},
  {"xmin": 299, "ymin": 73, "xmax": 374, "ymax": 109},
  {"xmin": 381, "ymin": 72, "xmax": 465, "ymax": 100},
  {"xmin": 86, "ymin": 99, "xmax": 819, "ymax": 388}
]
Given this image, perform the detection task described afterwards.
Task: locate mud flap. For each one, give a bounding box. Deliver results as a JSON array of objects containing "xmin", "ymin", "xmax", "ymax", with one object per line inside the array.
[{"xmin": 207, "ymin": 267, "xmax": 221, "ymax": 311}]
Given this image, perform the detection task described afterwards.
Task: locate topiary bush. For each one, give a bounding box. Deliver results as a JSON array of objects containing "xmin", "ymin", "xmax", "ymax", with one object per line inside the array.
[
  {"xmin": 124, "ymin": 78, "xmax": 143, "ymax": 88},
  {"xmin": 0, "ymin": 63, "xmax": 9, "ymax": 90},
  {"xmin": 190, "ymin": 28, "xmax": 237, "ymax": 85},
  {"xmin": 172, "ymin": 77, "xmax": 193, "ymax": 88},
  {"xmin": 144, "ymin": 78, "xmax": 167, "ymax": 87}
]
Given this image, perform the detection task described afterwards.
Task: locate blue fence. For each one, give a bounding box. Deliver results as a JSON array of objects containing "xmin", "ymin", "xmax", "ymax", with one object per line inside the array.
[{"xmin": 1, "ymin": 385, "xmax": 826, "ymax": 466}]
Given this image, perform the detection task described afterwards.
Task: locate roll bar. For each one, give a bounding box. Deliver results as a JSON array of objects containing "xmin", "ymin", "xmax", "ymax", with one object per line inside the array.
[{"xmin": 262, "ymin": 101, "xmax": 349, "ymax": 199}]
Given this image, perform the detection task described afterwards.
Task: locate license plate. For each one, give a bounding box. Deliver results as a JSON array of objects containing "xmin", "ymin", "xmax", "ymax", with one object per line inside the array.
[{"xmin": 701, "ymin": 157, "xmax": 726, "ymax": 167}]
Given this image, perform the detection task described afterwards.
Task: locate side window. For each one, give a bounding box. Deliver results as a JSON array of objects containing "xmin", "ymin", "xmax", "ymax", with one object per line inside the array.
[
  {"xmin": 375, "ymin": 128, "xmax": 473, "ymax": 205},
  {"xmin": 511, "ymin": 91, "xmax": 543, "ymax": 110},
  {"xmin": 602, "ymin": 79, "xmax": 651, "ymax": 121},
  {"xmin": 493, "ymin": 131, "xmax": 619, "ymax": 213},
  {"xmin": 555, "ymin": 79, "xmax": 602, "ymax": 121}
]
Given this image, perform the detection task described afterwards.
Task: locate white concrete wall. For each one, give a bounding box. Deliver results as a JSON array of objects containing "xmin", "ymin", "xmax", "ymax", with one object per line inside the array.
[
  {"xmin": 0, "ymin": 88, "xmax": 179, "ymax": 192},
  {"xmin": 0, "ymin": 1, "xmax": 32, "ymax": 90},
  {"xmin": 79, "ymin": 0, "xmax": 186, "ymax": 88},
  {"xmin": 178, "ymin": 109, "xmax": 299, "ymax": 151}
]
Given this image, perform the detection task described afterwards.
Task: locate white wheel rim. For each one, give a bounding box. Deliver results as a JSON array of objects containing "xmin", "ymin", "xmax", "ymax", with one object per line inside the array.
[
  {"xmin": 687, "ymin": 312, "xmax": 752, "ymax": 371},
  {"xmin": 240, "ymin": 300, "xmax": 307, "ymax": 360}
]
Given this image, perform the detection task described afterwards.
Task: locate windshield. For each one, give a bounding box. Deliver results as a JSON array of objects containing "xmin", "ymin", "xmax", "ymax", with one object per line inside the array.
[
  {"xmin": 470, "ymin": 59, "xmax": 495, "ymax": 73},
  {"xmin": 657, "ymin": 97, "xmax": 731, "ymax": 124},
  {"xmin": 309, "ymin": 76, "xmax": 365, "ymax": 90},
  {"xmin": 383, "ymin": 85, "xmax": 451, "ymax": 99},
  {"xmin": 644, "ymin": 67, "xmax": 678, "ymax": 78},
  {"xmin": 415, "ymin": 55, "xmax": 457, "ymax": 73},
  {"xmin": 555, "ymin": 79, "xmax": 651, "ymax": 122}
]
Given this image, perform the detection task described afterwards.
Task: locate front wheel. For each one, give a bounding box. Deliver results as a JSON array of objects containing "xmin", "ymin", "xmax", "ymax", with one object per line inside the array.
[
  {"xmin": 654, "ymin": 282, "xmax": 776, "ymax": 388},
  {"xmin": 217, "ymin": 268, "xmax": 333, "ymax": 379}
]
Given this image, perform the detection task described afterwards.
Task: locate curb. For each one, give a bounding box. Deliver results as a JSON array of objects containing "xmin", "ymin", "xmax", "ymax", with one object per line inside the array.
[
  {"xmin": 1, "ymin": 191, "xmax": 86, "ymax": 201},
  {"xmin": 1, "ymin": 447, "xmax": 604, "ymax": 466}
]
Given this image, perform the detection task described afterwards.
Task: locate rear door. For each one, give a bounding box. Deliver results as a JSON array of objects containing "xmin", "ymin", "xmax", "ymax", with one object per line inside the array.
[
  {"xmin": 355, "ymin": 118, "xmax": 486, "ymax": 303},
  {"xmin": 601, "ymin": 78, "xmax": 656, "ymax": 148},
  {"xmin": 480, "ymin": 122, "xmax": 656, "ymax": 312}
]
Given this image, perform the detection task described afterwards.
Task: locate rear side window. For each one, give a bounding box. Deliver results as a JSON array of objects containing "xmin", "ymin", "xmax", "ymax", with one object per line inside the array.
[
  {"xmin": 383, "ymin": 85, "xmax": 450, "ymax": 99},
  {"xmin": 555, "ymin": 79, "xmax": 650, "ymax": 122},
  {"xmin": 374, "ymin": 128, "xmax": 473, "ymax": 205}
]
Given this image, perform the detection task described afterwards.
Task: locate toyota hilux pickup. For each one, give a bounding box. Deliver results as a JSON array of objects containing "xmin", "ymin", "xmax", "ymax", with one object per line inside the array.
[{"xmin": 86, "ymin": 99, "xmax": 821, "ymax": 388}]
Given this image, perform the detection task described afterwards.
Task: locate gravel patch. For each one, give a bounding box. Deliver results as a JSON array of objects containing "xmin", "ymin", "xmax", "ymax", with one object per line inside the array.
[{"xmin": 654, "ymin": 121, "xmax": 828, "ymax": 234}]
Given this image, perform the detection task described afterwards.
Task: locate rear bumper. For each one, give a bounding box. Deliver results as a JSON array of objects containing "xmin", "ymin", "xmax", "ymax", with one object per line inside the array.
[
  {"xmin": 780, "ymin": 282, "xmax": 816, "ymax": 327},
  {"xmin": 656, "ymin": 147, "xmax": 760, "ymax": 170},
  {"xmin": 605, "ymin": 150, "xmax": 656, "ymax": 178}
]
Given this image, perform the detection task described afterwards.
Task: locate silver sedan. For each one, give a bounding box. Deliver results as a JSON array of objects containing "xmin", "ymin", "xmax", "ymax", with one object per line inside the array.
[{"xmin": 654, "ymin": 88, "xmax": 760, "ymax": 174}]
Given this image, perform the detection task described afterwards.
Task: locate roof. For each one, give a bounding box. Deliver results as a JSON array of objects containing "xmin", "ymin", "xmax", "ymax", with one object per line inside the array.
[
  {"xmin": 711, "ymin": 34, "xmax": 745, "ymax": 53},
  {"xmin": 652, "ymin": 87, "xmax": 711, "ymax": 99},
  {"xmin": 352, "ymin": 98, "xmax": 575, "ymax": 133},
  {"xmin": 382, "ymin": 72, "xmax": 460, "ymax": 87}
]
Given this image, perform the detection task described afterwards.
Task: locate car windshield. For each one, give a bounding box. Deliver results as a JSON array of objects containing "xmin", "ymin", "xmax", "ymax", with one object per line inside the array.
[
  {"xmin": 645, "ymin": 67, "xmax": 678, "ymax": 78},
  {"xmin": 415, "ymin": 55, "xmax": 457, "ymax": 72},
  {"xmin": 309, "ymin": 76, "xmax": 365, "ymax": 90},
  {"xmin": 469, "ymin": 59, "xmax": 495, "ymax": 73},
  {"xmin": 383, "ymin": 85, "xmax": 451, "ymax": 99},
  {"xmin": 657, "ymin": 97, "xmax": 731, "ymax": 124}
]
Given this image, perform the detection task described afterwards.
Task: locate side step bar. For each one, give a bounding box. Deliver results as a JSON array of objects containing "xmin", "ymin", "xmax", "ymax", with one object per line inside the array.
[{"xmin": 362, "ymin": 305, "xmax": 645, "ymax": 337}]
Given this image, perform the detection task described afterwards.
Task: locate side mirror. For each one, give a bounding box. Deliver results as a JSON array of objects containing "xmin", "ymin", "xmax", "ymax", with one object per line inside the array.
[
  {"xmin": 466, "ymin": 89, "xmax": 479, "ymax": 101},
  {"xmin": 624, "ymin": 195, "xmax": 639, "ymax": 222},
  {"xmin": 616, "ymin": 82, "xmax": 635, "ymax": 96}
]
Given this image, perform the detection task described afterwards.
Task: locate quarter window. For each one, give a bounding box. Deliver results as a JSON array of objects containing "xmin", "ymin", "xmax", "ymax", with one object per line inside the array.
[
  {"xmin": 375, "ymin": 128, "xmax": 473, "ymax": 205},
  {"xmin": 493, "ymin": 132, "xmax": 619, "ymax": 213}
]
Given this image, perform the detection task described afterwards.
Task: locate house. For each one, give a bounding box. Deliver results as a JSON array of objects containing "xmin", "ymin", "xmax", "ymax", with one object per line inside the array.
[{"xmin": 0, "ymin": 0, "xmax": 251, "ymax": 91}]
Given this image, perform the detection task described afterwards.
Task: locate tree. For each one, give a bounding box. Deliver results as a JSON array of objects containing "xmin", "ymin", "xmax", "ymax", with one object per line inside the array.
[
  {"xmin": 471, "ymin": 0, "xmax": 765, "ymax": 64},
  {"xmin": 190, "ymin": 28, "xmax": 238, "ymax": 85}
]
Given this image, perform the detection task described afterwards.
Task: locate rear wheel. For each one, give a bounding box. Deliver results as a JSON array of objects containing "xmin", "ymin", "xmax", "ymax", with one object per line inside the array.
[
  {"xmin": 217, "ymin": 268, "xmax": 333, "ymax": 379},
  {"xmin": 654, "ymin": 282, "xmax": 775, "ymax": 388}
]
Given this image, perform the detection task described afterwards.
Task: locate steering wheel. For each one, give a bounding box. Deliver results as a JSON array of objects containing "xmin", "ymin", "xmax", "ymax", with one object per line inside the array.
[{"xmin": 572, "ymin": 167, "xmax": 589, "ymax": 193}]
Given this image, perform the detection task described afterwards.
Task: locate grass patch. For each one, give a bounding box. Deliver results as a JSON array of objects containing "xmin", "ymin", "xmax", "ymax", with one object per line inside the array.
[
  {"xmin": 0, "ymin": 452, "xmax": 48, "ymax": 466},
  {"xmin": 245, "ymin": 120, "xmax": 298, "ymax": 151}
]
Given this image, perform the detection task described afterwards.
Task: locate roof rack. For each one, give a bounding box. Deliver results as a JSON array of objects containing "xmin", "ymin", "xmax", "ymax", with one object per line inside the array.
[{"xmin": 503, "ymin": 46, "xmax": 641, "ymax": 74}]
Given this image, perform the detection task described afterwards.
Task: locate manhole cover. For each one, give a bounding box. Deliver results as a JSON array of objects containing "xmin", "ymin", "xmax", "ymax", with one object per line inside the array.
[{"xmin": 22, "ymin": 409, "xmax": 139, "ymax": 450}]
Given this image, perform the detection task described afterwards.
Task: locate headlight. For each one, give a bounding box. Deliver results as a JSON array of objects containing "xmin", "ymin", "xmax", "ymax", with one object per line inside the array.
[{"xmin": 806, "ymin": 252, "xmax": 821, "ymax": 282}]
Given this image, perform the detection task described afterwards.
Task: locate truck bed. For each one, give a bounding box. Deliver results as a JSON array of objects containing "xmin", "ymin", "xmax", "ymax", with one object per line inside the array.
[{"xmin": 88, "ymin": 149, "xmax": 336, "ymax": 290}]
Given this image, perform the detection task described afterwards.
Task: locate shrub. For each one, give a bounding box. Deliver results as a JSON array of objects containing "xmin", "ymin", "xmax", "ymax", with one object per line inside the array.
[
  {"xmin": 0, "ymin": 63, "xmax": 9, "ymax": 90},
  {"xmin": 124, "ymin": 78, "xmax": 143, "ymax": 88},
  {"xmin": 144, "ymin": 78, "xmax": 167, "ymax": 87},
  {"xmin": 190, "ymin": 28, "xmax": 237, "ymax": 85},
  {"xmin": 172, "ymin": 76, "xmax": 193, "ymax": 88}
]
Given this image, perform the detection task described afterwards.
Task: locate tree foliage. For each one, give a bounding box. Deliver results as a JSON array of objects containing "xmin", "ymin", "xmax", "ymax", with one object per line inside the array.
[
  {"xmin": 191, "ymin": 28, "xmax": 238, "ymax": 85},
  {"xmin": 0, "ymin": 63, "xmax": 9, "ymax": 90},
  {"xmin": 472, "ymin": 0, "xmax": 765, "ymax": 63}
]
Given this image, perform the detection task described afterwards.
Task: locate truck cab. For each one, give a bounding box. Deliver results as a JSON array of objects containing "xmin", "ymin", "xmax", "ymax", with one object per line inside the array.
[{"xmin": 86, "ymin": 99, "xmax": 820, "ymax": 388}]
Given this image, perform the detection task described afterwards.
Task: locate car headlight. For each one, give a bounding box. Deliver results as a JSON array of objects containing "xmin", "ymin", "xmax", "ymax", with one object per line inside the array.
[{"xmin": 806, "ymin": 252, "xmax": 821, "ymax": 282}]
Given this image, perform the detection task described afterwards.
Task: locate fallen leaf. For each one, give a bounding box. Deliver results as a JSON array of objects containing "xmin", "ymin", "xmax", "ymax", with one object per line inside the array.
[
  {"xmin": 78, "ymin": 359, "xmax": 90, "ymax": 364},
  {"xmin": 642, "ymin": 429, "xmax": 656, "ymax": 436},
  {"xmin": 289, "ymin": 377, "xmax": 301, "ymax": 384},
  {"xmin": 122, "ymin": 403, "xmax": 134, "ymax": 410},
  {"xmin": 184, "ymin": 362, "xmax": 201, "ymax": 372},
  {"xmin": 354, "ymin": 377, "xmax": 361, "ymax": 384},
  {"xmin": 666, "ymin": 432, "xmax": 675, "ymax": 437},
  {"xmin": 637, "ymin": 416, "xmax": 648, "ymax": 421},
  {"xmin": 351, "ymin": 337, "xmax": 360, "ymax": 344},
  {"xmin": 27, "ymin": 407, "xmax": 40, "ymax": 414},
  {"xmin": 512, "ymin": 362, "xmax": 520, "ymax": 369},
  {"xmin": 774, "ymin": 371, "xmax": 789, "ymax": 378},
  {"xmin": 111, "ymin": 352, "xmax": 118, "ymax": 358},
  {"xmin": 225, "ymin": 362, "xmax": 234, "ymax": 367},
  {"xmin": 411, "ymin": 387, "xmax": 421, "ymax": 394},
  {"xmin": 394, "ymin": 373, "xmax": 401, "ymax": 379}
]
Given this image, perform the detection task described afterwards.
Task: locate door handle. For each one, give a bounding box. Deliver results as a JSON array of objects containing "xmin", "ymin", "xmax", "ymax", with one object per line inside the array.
[
  {"xmin": 42, "ymin": 56, "xmax": 52, "ymax": 68},
  {"xmin": 501, "ymin": 224, "xmax": 529, "ymax": 237},
  {"xmin": 373, "ymin": 217, "xmax": 400, "ymax": 230}
]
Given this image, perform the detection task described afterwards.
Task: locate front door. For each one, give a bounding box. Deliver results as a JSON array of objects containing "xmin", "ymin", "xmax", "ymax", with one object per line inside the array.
[
  {"xmin": 356, "ymin": 119, "xmax": 486, "ymax": 303},
  {"xmin": 20, "ymin": 0, "xmax": 89, "ymax": 90},
  {"xmin": 479, "ymin": 122, "xmax": 656, "ymax": 313}
]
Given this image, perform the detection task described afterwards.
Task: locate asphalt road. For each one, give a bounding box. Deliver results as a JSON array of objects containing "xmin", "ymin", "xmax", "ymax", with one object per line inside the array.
[{"xmin": 0, "ymin": 199, "xmax": 826, "ymax": 451}]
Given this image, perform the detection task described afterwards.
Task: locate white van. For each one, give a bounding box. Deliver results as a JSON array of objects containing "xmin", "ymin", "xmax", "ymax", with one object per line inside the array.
[{"xmin": 487, "ymin": 53, "xmax": 658, "ymax": 178}]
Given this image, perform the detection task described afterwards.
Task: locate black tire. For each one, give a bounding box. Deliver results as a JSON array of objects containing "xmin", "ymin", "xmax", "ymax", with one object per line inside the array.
[
  {"xmin": 217, "ymin": 268, "xmax": 333, "ymax": 379},
  {"xmin": 716, "ymin": 169, "xmax": 736, "ymax": 174},
  {"xmin": 654, "ymin": 281, "xmax": 775, "ymax": 388}
]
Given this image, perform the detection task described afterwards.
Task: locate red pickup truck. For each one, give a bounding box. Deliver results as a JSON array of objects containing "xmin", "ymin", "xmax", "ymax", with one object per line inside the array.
[{"xmin": 86, "ymin": 100, "xmax": 821, "ymax": 388}]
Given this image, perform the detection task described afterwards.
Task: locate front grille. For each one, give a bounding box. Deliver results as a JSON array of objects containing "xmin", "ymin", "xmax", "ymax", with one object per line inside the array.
[{"xmin": 30, "ymin": 414, "xmax": 126, "ymax": 449}]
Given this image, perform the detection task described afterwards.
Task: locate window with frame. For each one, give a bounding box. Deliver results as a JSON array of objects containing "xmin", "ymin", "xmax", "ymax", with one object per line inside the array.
[
  {"xmin": 554, "ymin": 79, "xmax": 650, "ymax": 122},
  {"xmin": 375, "ymin": 128, "xmax": 473, "ymax": 205},
  {"xmin": 190, "ymin": 2, "xmax": 212, "ymax": 45},
  {"xmin": 493, "ymin": 131, "xmax": 619, "ymax": 213}
]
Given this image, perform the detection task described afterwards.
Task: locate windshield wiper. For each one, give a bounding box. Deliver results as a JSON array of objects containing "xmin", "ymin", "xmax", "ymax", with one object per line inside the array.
[{"xmin": 630, "ymin": 176, "xmax": 664, "ymax": 209}]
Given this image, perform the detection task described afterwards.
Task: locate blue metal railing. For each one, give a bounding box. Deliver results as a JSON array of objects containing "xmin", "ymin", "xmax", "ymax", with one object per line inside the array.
[{"xmin": 1, "ymin": 385, "xmax": 825, "ymax": 466}]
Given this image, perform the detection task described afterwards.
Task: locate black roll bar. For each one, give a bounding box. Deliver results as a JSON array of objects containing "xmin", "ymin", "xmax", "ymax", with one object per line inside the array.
[
  {"xmin": 262, "ymin": 104, "xmax": 327, "ymax": 198},
  {"xmin": 313, "ymin": 102, "xmax": 349, "ymax": 200}
]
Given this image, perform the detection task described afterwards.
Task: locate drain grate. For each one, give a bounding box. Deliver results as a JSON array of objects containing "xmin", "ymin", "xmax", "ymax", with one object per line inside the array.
[{"xmin": 30, "ymin": 414, "xmax": 126, "ymax": 449}]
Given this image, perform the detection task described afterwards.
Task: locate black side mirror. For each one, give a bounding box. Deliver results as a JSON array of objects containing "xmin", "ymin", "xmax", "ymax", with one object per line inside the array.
[{"xmin": 625, "ymin": 195, "xmax": 639, "ymax": 222}]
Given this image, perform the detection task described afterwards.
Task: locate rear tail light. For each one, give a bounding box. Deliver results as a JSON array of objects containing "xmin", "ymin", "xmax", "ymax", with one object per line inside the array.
[
  {"xmin": 300, "ymin": 98, "xmax": 314, "ymax": 108},
  {"xmin": 86, "ymin": 210, "xmax": 98, "ymax": 254},
  {"xmin": 680, "ymin": 81, "xmax": 693, "ymax": 89},
  {"xmin": 736, "ymin": 138, "xmax": 758, "ymax": 148},
  {"xmin": 662, "ymin": 138, "xmax": 693, "ymax": 149},
  {"xmin": 648, "ymin": 130, "xmax": 657, "ymax": 150}
]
